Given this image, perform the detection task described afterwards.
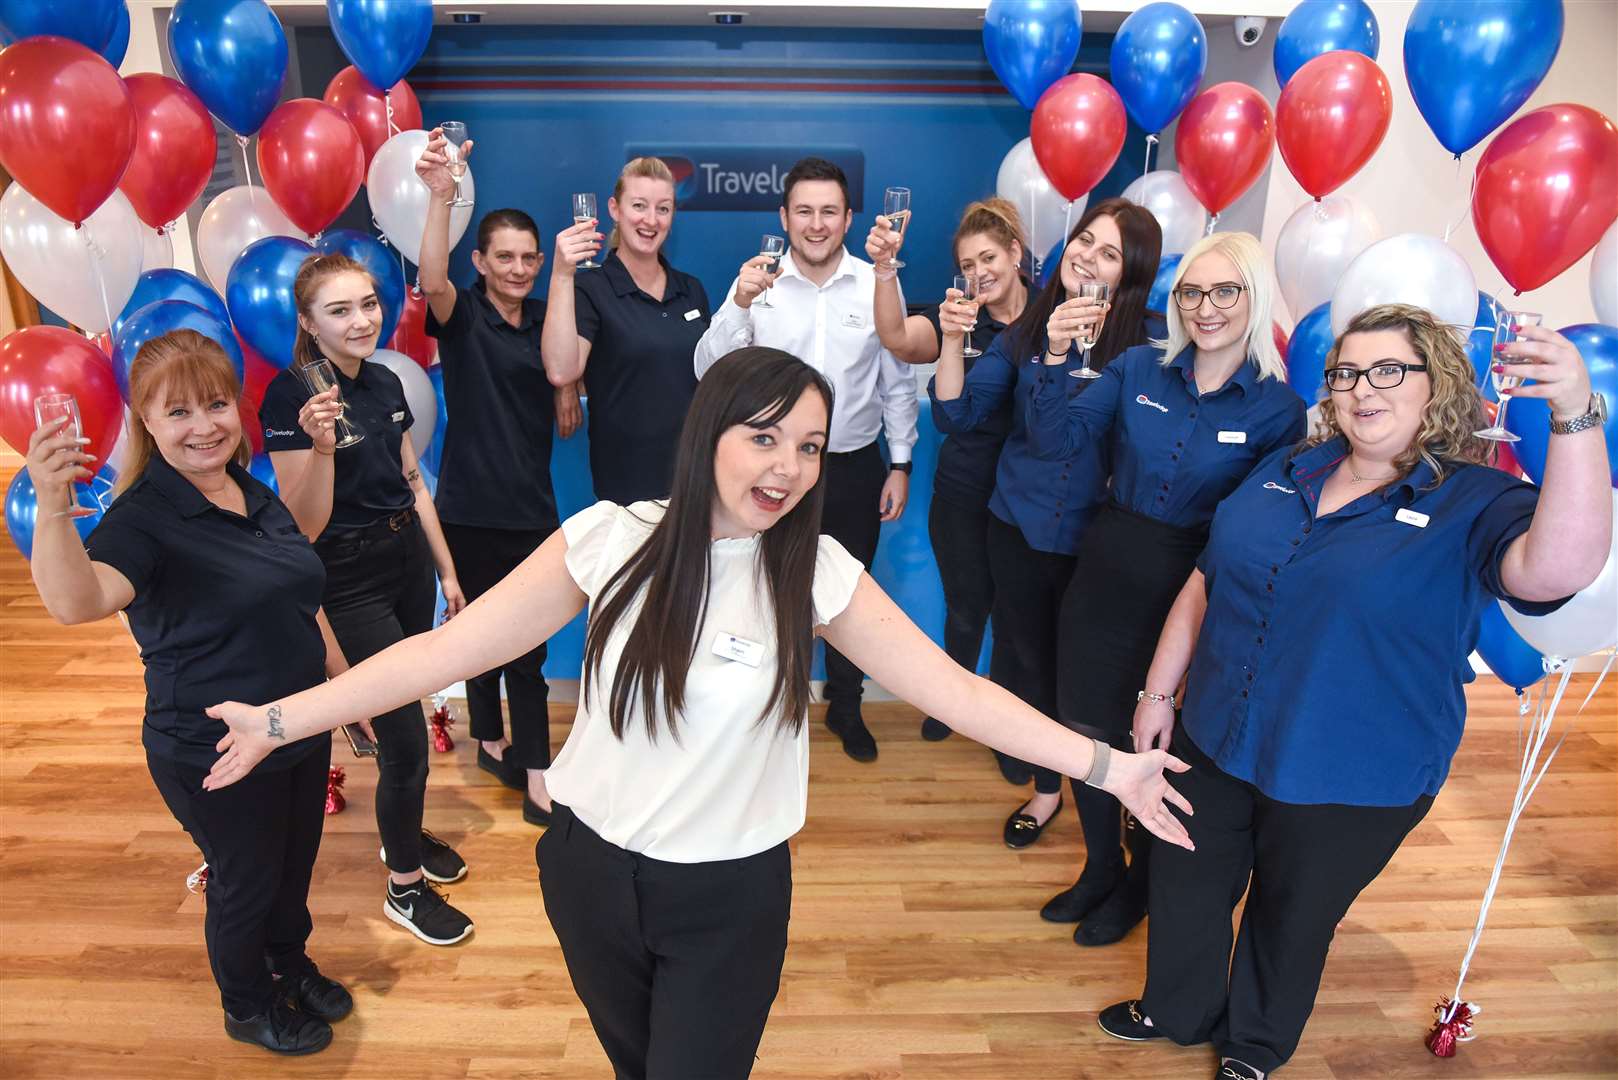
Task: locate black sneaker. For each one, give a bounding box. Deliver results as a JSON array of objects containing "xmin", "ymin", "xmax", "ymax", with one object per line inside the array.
[
  {"xmin": 1097, "ymin": 1000, "xmax": 1166, "ymax": 1042},
  {"xmin": 381, "ymin": 830, "xmax": 468, "ymax": 884},
  {"xmin": 477, "ymin": 745, "xmax": 524, "ymax": 790},
  {"xmin": 825, "ymin": 708, "xmax": 878, "ymax": 763},
  {"xmin": 1218, "ymin": 1061, "xmax": 1262, "ymax": 1080},
  {"xmin": 278, "ymin": 967, "xmax": 353, "ymax": 1022},
  {"xmin": 384, "ymin": 878, "xmax": 473, "ymax": 946},
  {"xmin": 225, "ymin": 993, "xmax": 333, "ymax": 1055},
  {"xmin": 920, "ymin": 716, "xmax": 952, "ymax": 741}
]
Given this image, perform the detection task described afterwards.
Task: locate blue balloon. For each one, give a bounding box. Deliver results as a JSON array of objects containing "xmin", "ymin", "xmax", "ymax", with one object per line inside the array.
[
  {"xmin": 1505, "ymin": 323, "xmax": 1618, "ymax": 487},
  {"xmin": 5, "ymin": 468, "xmax": 103, "ymax": 560},
  {"xmin": 0, "ymin": 0, "xmax": 123, "ymax": 53},
  {"xmin": 1037, "ymin": 238, "xmax": 1066, "ymax": 288},
  {"xmin": 168, "ymin": 0, "xmax": 288, "ymax": 136},
  {"xmin": 983, "ymin": 0, "xmax": 1082, "ymax": 111},
  {"xmin": 100, "ymin": 2, "xmax": 129, "ymax": 67},
  {"xmin": 114, "ymin": 269, "xmax": 230, "ymax": 341},
  {"xmin": 1149, "ymin": 254, "xmax": 1182, "ymax": 314},
  {"xmin": 1274, "ymin": 0, "xmax": 1380, "ymax": 87},
  {"xmin": 226, "ymin": 235, "xmax": 316, "ymax": 369},
  {"xmin": 1403, "ymin": 0, "xmax": 1564, "ymax": 157},
  {"xmin": 1468, "ymin": 291, "xmax": 1505, "ymax": 403},
  {"xmin": 1110, "ymin": 2, "xmax": 1207, "ymax": 134},
  {"xmin": 112, "ymin": 300, "xmax": 246, "ymax": 401},
  {"xmin": 316, "ymin": 229, "xmax": 405, "ymax": 348},
  {"xmin": 1285, "ymin": 302, "xmax": 1335, "ymax": 404},
  {"xmin": 247, "ymin": 452, "xmax": 279, "ymax": 494},
  {"xmin": 328, "ymin": 0, "xmax": 433, "ymax": 93},
  {"xmin": 1475, "ymin": 600, "xmax": 1546, "ymax": 693}
]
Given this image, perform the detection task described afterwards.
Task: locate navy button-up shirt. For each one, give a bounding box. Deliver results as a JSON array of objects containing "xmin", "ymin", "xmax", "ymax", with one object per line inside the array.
[
  {"xmin": 1183, "ymin": 436, "xmax": 1568, "ymax": 807},
  {"xmin": 1025, "ymin": 344, "xmax": 1306, "ymax": 528}
]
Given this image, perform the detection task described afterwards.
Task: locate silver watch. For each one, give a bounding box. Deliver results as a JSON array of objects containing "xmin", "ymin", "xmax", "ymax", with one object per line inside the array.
[{"xmin": 1549, "ymin": 393, "xmax": 1607, "ymax": 436}]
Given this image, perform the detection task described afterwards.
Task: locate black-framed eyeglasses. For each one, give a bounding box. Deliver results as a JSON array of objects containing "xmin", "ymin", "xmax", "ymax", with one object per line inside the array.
[
  {"xmin": 1174, "ymin": 283, "xmax": 1245, "ymax": 310},
  {"xmin": 1323, "ymin": 362, "xmax": 1429, "ymax": 392}
]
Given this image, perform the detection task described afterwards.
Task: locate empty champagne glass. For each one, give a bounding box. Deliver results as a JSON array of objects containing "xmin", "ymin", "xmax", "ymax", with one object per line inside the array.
[
  {"xmin": 573, "ymin": 192, "xmax": 600, "ymax": 269},
  {"xmin": 953, "ymin": 274, "xmax": 982, "ymax": 358},
  {"xmin": 882, "ymin": 186, "xmax": 911, "ymax": 269},
  {"xmin": 438, "ymin": 121, "xmax": 473, "ymax": 209},
  {"xmin": 1069, "ymin": 281, "xmax": 1111, "ymax": 380},
  {"xmin": 1475, "ymin": 311, "xmax": 1542, "ymax": 442},
  {"xmin": 755, "ymin": 234, "xmax": 786, "ymax": 309},
  {"xmin": 295, "ymin": 358, "xmax": 365, "ymax": 449},
  {"xmin": 33, "ymin": 393, "xmax": 97, "ymax": 515}
]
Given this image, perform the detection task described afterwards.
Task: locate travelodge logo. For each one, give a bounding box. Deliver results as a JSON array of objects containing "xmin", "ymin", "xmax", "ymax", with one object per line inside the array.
[{"xmin": 625, "ymin": 146, "xmax": 866, "ymax": 212}]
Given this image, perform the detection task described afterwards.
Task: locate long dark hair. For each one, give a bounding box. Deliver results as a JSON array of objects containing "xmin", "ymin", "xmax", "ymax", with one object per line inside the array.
[
  {"xmin": 581, "ymin": 348, "xmax": 836, "ymax": 744},
  {"xmin": 1003, "ymin": 198, "xmax": 1163, "ymax": 367}
]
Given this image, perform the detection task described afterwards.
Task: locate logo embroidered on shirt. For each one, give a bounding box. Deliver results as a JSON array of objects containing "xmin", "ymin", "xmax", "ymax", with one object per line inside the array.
[
  {"xmin": 1135, "ymin": 394, "xmax": 1169, "ymax": 414},
  {"xmin": 265, "ymin": 428, "xmax": 296, "ymax": 438},
  {"xmin": 1263, "ymin": 481, "xmax": 1296, "ymax": 494}
]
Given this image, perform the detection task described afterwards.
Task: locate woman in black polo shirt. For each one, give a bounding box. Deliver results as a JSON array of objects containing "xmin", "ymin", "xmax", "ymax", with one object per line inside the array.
[
  {"xmin": 540, "ymin": 155, "xmax": 712, "ymax": 503},
  {"xmin": 25, "ymin": 329, "xmax": 349, "ymax": 1055},
  {"xmin": 259, "ymin": 253, "xmax": 473, "ymax": 948},
  {"xmin": 415, "ymin": 130, "xmax": 575, "ymax": 825}
]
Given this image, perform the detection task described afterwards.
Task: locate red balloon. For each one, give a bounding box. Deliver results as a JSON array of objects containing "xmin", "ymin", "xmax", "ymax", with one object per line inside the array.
[
  {"xmin": 234, "ymin": 333, "xmax": 278, "ymax": 455},
  {"xmin": 1272, "ymin": 320, "xmax": 1290, "ymax": 361},
  {"xmin": 1276, "ymin": 52, "xmax": 1391, "ymax": 199},
  {"xmin": 1030, "ymin": 74, "xmax": 1128, "ymax": 202},
  {"xmin": 0, "ymin": 37, "xmax": 135, "ymax": 225},
  {"xmin": 0, "ymin": 326, "xmax": 125, "ymax": 458},
  {"xmin": 1174, "ymin": 82, "xmax": 1276, "ymax": 215},
  {"xmin": 118, "ymin": 74, "xmax": 218, "ymax": 230},
  {"xmin": 1472, "ymin": 104, "xmax": 1618, "ymax": 294},
  {"xmin": 257, "ymin": 99, "xmax": 365, "ymax": 237},
  {"xmin": 323, "ymin": 66, "xmax": 423, "ymax": 175},
  {"xmin": 387, "ymin": 288, "xmax": 438, "ymax": 369}
]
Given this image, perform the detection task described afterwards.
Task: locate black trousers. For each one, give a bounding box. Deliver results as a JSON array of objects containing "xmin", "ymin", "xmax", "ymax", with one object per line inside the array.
[
  {"xmin": 147, "ymin": 741, "xmax": 331, "ymax": 1018},
  {"xmin": 537, "ymin": 805, "xmax": 792, "ymax": 1079},
  {"xmin": 985, "ymin": 512, "xmax": 1076, "ymax": 795},
  {"xmin": 1141, "ymin": 732, "xmax": 1433, "ymax": 1073},
  {"xmin": 819, "ymin": 442, "xmax": 886, "ymax": 716},
  {"xmin": 440, "ymin": 522, "xmax": 554, "ymax": 769},
  {"xmin": 317, "ymin": 517, "xmax": 436, "ymax": 874},
  {"xmin": 927, "ymin": 493, "xmax": 995, "ymax": 683}
]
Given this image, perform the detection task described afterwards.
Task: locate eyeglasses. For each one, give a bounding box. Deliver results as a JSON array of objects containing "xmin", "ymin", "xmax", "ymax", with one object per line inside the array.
[
  {"xmin": 1323, "ymin": 362, "xmax": 1429, "ymax": 392},
  {"xmin": 1174, "ymin": 284, "xmax": 1245, "ymax": 310}
]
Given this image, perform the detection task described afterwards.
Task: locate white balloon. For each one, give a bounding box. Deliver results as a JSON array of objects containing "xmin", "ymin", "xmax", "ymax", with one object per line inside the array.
[
  {"xmin": 1275, "ymin": 196, "xmax": 1381, "ymax": 323},
  {"xmin": 0, "ymin": 186, "xmax": 143, "ymax": 333},
  {"xmin": 368, "ymin": 348, "xmax": 438, "ymax": 453},
  {"xmin": 995, "ymin": 137, "xmax": 1081, "ymax": 270},
  {"xmin": 369, "ymin": 130, "xmax": 474, "ymax": 268},
  {"xmin": 141, "ymin": 228, "xmax": 174, "ymax": 272},
  {"xmin": 1121, "ymin": 170, "xmax": 1207, "ymax": 256},
  {"xmin": 1330, "ymin": 234, "xmax": 1476, "ymax": 337},
  {"xmin": 196, "ymin": 185, "xmax": 301, "ymax": 291},
  {"xmin": 1503, "ymin": 489, "xmax": 1618, "ymax": 660},
  {"xmin": 1591, "ymin": 221, "xmax": 1617, "ymax": 327}
]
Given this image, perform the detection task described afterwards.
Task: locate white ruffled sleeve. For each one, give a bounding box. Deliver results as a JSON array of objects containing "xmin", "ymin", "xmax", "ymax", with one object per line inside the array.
[
  {"xmin": 561, "ymin": 500, "xmax": 626, "ymax": 599},
  {"xmin": 811, "ymin": 534, "xmax": 865, "ymax": 627}
]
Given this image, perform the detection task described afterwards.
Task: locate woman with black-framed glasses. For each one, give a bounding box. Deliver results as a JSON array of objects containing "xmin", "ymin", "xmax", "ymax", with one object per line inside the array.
[{"xmin": 1025, "ymin": 232, "xmax": 1306, "ymax": 948}]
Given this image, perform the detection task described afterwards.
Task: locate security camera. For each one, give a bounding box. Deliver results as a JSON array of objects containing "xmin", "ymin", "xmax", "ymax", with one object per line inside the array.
[
  {"xmin": 711, "ymin": 10, "xmax": 745, "ymax": 24},
  {"xmin": 1234, "ymin": 16, "xmax": 1267, "ymax": 47}
]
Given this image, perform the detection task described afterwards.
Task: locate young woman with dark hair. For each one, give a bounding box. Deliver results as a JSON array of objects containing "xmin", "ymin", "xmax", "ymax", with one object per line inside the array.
[{"xmin": 202, "ymin": 347, "xmax": 1195, "ymax": 1080}]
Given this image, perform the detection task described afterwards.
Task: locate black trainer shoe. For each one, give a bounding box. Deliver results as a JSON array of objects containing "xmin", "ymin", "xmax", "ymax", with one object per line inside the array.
[
  {"xmin": 825, "ymin": 708, "xmax": 878, "ymax": 763},
  {"xmin": 1218, "ymin": 1060, "xmax": 1262, "ymax": 1080},
  {"xmin": 384, "ymin": 878, "xmax": 473, "ymax": 946},
  {"xmin": 522, "ymin": 793, "xmax": 552, "ymax": 827},
  {"xmin": 477, "ymin": 745, "xmax": 524, "ymax": 790},
  {"xmin": 1097, "ymin": 1000, "xmax": 1166, "ymax": 1042},
  {"xmin": 1039, "ymin": 856, "xmax": 1124, "ymax": 923},
  {"xmin": 382, "ymin": 831, "xmax": 469, "ymax": 884},
  {"xmin": 920, "ymin": 716, "xmax": 952, "ymax": 741},
  {"xmin": 278, "ymin": 967, "xmax": 353, "ymax": 1022},
  {"xmin": 1003, "ymin": 795, "xmax": 1062, "ymax": 849},
  {"xmin": 225, "ymin": 993, "xmax": 333, "ymax": 1055}
]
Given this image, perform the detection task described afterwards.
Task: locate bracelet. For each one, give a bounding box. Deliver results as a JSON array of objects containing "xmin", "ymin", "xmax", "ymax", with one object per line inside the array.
[
  {"xmin": 312, "ymin": 445, "xmax": 335, "ymax": 456},
  {"xmin": 1081, "ymin": 737, "xmax": 1112, "ymax": 789},
  {"xmin": 1044, "ymin": 348, "xmax": 1067, "ymax": 364},
  {"xmin": 1137, "ymin": 690, "xmax": 1177, "ymax": 709}
]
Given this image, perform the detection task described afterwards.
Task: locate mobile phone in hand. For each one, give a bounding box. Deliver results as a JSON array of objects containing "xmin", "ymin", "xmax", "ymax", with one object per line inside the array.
[{"xmin": 342, "ymin": 722, "xmax": 379, "ymax": 757}]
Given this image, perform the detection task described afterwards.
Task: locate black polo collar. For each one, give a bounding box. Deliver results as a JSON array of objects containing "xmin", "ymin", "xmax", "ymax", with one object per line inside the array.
[
  {"xmin": 601, "ymin": 249, "xmax": 688, "ymax": 304},
  {"xmin": 142, "ymin": 454, "xmax": 272, "ymax": 520}
]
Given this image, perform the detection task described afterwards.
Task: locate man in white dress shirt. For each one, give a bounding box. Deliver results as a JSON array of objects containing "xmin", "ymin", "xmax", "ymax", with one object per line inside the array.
[{"xmin": 694, "ymin": 157, "xmax": 919, "ymax": 763}]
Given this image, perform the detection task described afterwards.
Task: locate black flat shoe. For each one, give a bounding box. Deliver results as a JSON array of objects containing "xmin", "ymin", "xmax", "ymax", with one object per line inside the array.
[
  {"xmin": 225, "ymin": 995, "xmax": 333, "ymax": 1055},
  {"xmin": 994, "ymin": 750, "xmax": 1034, "ymax": 786},
  {"xmin": 1003, "ymin": 796, "xmax": 1061, "ymax": 849},
  {"xmin": 1097, "ymin": 1000, "xmax": 1165, "ymax": 1042},
  {"xmin": 1039, "ymin": 857, "xmax": 1124, "ymax": 923},
  {"xmin": 280, "ymin": 969, "xmax": 352, "ymax": 1022},
  {"xmin": 1076, "ymin": 875, "xmax": 1148, "ymax": 946},
  {"xmin": 826, "ymin": 710, "xmax": 878, "ymax": 763},
  {"xmin": 477, "ymin": 746, "xmax": 524, "ymax": 791},
  {"xmin": 1218, "ymin": 1061, "xmax": 1262, "ymax": 1080},
  {"xmin": 523, "ymin": 793, "xmax": 552, "ymax": 827},
  {"xmin": 920, "ymin": 716, "xmax": 952, "ymax": 741}
]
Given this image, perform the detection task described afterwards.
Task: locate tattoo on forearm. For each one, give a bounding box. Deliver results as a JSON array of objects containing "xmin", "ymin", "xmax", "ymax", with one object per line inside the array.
[
  {"xmin": 405, "ymin": 468, "xmax": 421, "ymax": 484},
  {"xmin": 266, "ymin": 705, "xmax": 287, "ymax": 741}
]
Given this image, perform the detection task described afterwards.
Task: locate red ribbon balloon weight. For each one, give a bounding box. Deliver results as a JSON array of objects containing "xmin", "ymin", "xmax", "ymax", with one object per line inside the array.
[
  {"xmin": 257, "ymin": 98, "xmax": 366, "ymax": 237},
  {"xmin": 1175, "ymin": 81, "xmax": 1276, "ymax": 219},
  {"xmin": 1276, "ymin": 50, "xmax": 1392, "ymax": 200},
  {"xmin": 1030, "ymin": 73, "xmax": 1129, "ymax": 203}
]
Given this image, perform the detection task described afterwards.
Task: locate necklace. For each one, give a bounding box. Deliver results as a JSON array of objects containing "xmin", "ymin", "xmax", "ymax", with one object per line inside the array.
[{"xmin": 1348, "ymin": 459, "xmax": 1397, "ymax": 484}]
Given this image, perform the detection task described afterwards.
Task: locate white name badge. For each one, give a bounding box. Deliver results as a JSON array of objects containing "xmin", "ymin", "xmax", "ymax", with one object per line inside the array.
[
  {"xmin": 841, "ymin": 311, "xmax": 866, "ymax": 329},
  {"xmin": 1395, "ymin": 508, "xmax": 1430, "ymax": 529},
  {"xmin": 391, "ymin": 410, "xmax": 407, "ymax": 422},
  {"xmin": 684, "ymin": 309, "xmax": 702, "ymax": 322},
  {"xmin": 712, "ymin": 631, "xmax": 765, "ymax": 667},
  {"xmin": 1217, "ymin": 430, "xmax": 1247, "ymax": 444}
]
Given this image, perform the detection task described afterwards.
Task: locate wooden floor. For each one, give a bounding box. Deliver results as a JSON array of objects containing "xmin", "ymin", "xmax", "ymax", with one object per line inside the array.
[{"xmin": 2, "ymin": 479, "xmax": 1615, "ymax": 1077}]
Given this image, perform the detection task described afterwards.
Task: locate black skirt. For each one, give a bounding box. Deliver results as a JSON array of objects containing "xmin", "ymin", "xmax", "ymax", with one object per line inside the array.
[{"xmin": 1057, "ymin": 502, "xmax": 1208, "ymax": 747}]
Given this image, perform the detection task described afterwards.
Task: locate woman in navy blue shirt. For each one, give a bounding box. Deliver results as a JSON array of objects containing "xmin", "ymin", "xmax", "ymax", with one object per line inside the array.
[
  {"xmin": 932, "ymin": 198, "xmax": 1163, "ymax": 841},
  {"xmin": 1025, "ymin": 232, "xmax": 1306, "ymax": 947},
  {"xmin": 1098, "ymin": 304, "xmax": 1611, "ymax": 1080}
]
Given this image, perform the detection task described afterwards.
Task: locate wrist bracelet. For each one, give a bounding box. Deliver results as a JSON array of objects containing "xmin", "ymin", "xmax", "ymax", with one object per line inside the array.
[
  {"xmin": 1082, "ymin": 737, "xmax": 1112, "ymax": 789},
  {"xmin": 1137, "ymin": 689, "xmax": 1176, "ymax": 709},
  {"xmin": 313, "ymin": 446, "xmax": 335, "ymax": 456}
]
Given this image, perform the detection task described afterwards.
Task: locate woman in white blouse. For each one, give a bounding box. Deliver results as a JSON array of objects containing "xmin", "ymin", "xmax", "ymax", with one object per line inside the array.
[{"xmin": 201, "ymin": 347, "xmax": 1195, "ymax": 1079}]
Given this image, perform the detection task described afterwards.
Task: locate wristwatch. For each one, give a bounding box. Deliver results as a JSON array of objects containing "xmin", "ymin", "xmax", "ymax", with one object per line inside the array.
[
  {"xmin": 1137, "ymin": 690, "xmax": 1177, "ymax": 708},
  {"xmin": 1549, "ymin": 393, "xmax": 1607, "ymax": 436},
  {"xmin": 889, "ymin": 461, "xmax": 912, "ymax": 475}
]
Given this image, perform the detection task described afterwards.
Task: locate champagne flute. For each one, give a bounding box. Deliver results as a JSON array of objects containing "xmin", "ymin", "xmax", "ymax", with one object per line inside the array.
[
  {"xmin": 953, "ymin": 274, "xmax": 982, "ymax": 358},
  {"xmin": 295, "ymin": 357, "xmax": 365, "ymax": 449},
  {"xmin": 32, "ymin": 393, "xmax": 97, "ymax": 516},
  {"xmin": 572, "ymin": 192, "xmax": 600, "ymax": 269},
  {"xmin": 1474, "ymin": 311, "xmax": 1542, "ymax": 442},
  {"xmin": 755, "ymin": 234, "xmax": 786, "ymax": 309},
  {"xmin": 1069, "ymin": 281, "xmax": 1111, "ymax": 380},
  {"xmin": 438, "ymin": 121, "xmax": 473, "ymax": 209},
  {"xmin": 882, "ymin": 186, "xmax": 911, "ymax": 269}
]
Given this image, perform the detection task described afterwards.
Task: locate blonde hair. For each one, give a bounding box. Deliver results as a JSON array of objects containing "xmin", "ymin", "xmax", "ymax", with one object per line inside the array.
[
  {"xmin": 608, "ymin": 157, "xmax": 677, "ymax": 250},
  {"xmin": 952, "ymin": 196, "xmax": 1027, "ymax": 266},
  {"xmin": 1301, "ymin": 303, "xmax": 1489, "ymax": 487},
  {"xmin": 117, "ymin": 329, "xmax": 251, "ymax": 495},
  {"xmin": 1157, "ymin": 231, "xmax": 1286, "ymax": 383},
  {"xmin": 292, "ymin": 253, "xmax": 377, "ymax": 373}
]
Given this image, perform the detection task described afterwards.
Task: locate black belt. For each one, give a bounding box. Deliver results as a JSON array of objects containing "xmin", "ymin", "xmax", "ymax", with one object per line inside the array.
[{"xmin": 318, "ymin": 507, "xmax": 417, "ymax": 545}]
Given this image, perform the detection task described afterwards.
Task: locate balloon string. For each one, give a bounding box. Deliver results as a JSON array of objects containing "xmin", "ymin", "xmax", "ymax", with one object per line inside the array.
[
  {"xmin": 81, "ymin": 221, "xmax": 116, "ymax": 337},
  {"xmin": 1442, "ymin": 153, "xmax": 1475, "ymax": 245},
  {"xmin": 237, "ymin": 135, "xmax": 256, "ymax": 207},
  {"xmin": 385, "ymin": 89, "xmax": 398, "ymax": 137},
  {"xmin": 1206, "ymin": 212, "xmax": 1220, "ymax": 237},
  {"xmin": 1144, "ymin": 134, "xmax": 1158, "ymax": 176}
]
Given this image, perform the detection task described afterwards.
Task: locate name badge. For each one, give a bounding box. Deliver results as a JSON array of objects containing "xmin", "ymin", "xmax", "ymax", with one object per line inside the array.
[
  {"xmin": 841, "ymin": 311, "xmax": 866, "ymax": 329},
  {"xmin": 684, "ymin": 309, "xmax": 702, "ymax": 322},
  {"xmin": 712, "ymin": 631, "xmax": 765, "ymax": 668},
  {"xmin": 1395, "ymin": 508, "xmax": 1430, "ymax": 529},
  {"xmin": 1217, "ymin": 430, "xmax": 1247, "ymax": 444},
  {"xmin": 391, "ymin": 410, "xmax": 406, "ymax": 422}
]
